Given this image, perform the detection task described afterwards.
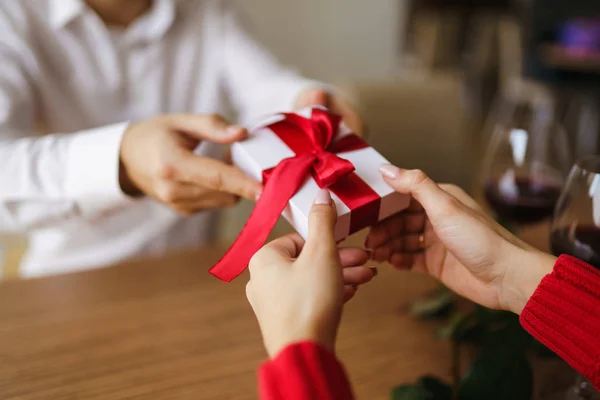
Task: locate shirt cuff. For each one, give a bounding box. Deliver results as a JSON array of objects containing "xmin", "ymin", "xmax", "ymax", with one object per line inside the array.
[
  {"xmin": 65, "ymin": 122, "xmax": 134, "ymax": 217},
  {"xmin": 258, "ymin": 341, "xmax": 355, "ymax": 400},
  {"xmin": 520, "ymin": 255, "xmax": 600, "ymax": 389}
]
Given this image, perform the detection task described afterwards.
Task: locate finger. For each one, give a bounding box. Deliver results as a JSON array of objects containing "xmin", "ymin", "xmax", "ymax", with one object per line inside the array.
[
  {"xmin": 154, "ymin": 181, "xmax": 204, "ymax": 204},
  {"xmin": 261, "ymin": 234, "xmax": 305, "ymax": 260},
  {"xmin": 176, "ymin": 157, "xmax": 262, "ymax": 201},
  {"xmin": 222, "ymin": 148, "xmax": 233, "ymax": 164},
  {"xmin": 366, "ymin": 214, "xmax": 404, "ymax": 249},
  {"xmin": 245, "ymin": 281, "xmax": 255, "ymax": 308},
  {"xmin": 407, "ymin": 197, "xmax": 425, "ymax": 212},
  {"xmin": 294, "ymin": 88, "xmax": 331, "ymax": 109},
  {"xmin": 378, "ymin": 165, "xmax": 464, "ymax": 222},
  {"xmin": 343, "ymin": 266, "xmax": 377, "ymax": 285},
  {"xmin": 402, "ymin": 233, "xmax": 425, "ymax": 253},
  {"xmin": 405, "ymin": 212, "xmax": 426, "ymax": 233},
  {"xmin": 176, "ymin": 192, "xmax": 240, "ymax": 212},
  {"xmin": 339, "ymin": 248, "xmax": 370, "ymax": 268},
  {"xmin": 301, "ymin": 189, "xmax": 338, "ymax": 260},
  {"xmin": 248, "ymin": 235, "xmax": 302, "ymax": 277},
  {"xmin": 343, "ymin": 285, "xmax": 358, "ymax": 303},
  {"xmin": 440, "ymin": 184, "xmax": 481, "ymax": 210},
  {"xmin": 390, "ymin": 252, "xmax": 427, "ymax": 272},
  {"xmin": 372, "ymin": 237, "xmax": 405, "ymax": 262},
  {"xmin": 160, "ymin": 113, "xmax": 248, "ymax": 144},
  {"xmin": 390, "ymin": 252, "xmax": 413, "ymax": 270},
  {"xmin": 372, "ymin": 246, "xmax": 392, "ymax": 263}
]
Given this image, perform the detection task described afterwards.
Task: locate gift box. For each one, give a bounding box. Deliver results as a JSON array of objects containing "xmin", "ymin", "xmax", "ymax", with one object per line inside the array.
[{"xmin": 210, "ymin": 107, "xmax": 410, "ymax": 282}]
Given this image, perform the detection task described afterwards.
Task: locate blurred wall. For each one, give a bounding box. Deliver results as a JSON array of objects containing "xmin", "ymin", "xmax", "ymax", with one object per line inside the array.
[{"xmin": 234, "ymin": 0, "xmax": 406, "ymax": 82}]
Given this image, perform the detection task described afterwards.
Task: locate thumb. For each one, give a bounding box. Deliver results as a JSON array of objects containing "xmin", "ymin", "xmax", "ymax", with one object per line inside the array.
[
  {"xmin": 159, "ymin": 113, "xmax": 247, "ymax": 144},
  {"xmin": 378, "ymin": 165, "xmax": 463, "ymax": 222},
  {"xmin": 301, "ymin": 189, "xmax": 338, "ymax": 260}
]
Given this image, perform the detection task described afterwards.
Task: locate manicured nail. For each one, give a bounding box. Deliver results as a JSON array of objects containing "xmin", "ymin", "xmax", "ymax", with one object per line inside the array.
[
  {"xmin": 227, "ymin": 125, "xmax": 245, "ymax": 136},
  {"xmin": 314, "ymin": 189, "xmax": 331, "ymax": 205},
  {"xmin": 370, "ymin": 267, "xmax": 379, "ymax": 277},
  {"xmin": 379, "ymin": 164, "xmax": 400, "ymax": 179}
]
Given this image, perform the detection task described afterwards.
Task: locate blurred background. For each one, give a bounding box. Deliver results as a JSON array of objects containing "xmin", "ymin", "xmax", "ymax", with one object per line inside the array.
[{"xmin": 3, "ymin": 0, "xmax": 600, "ymax": 278}]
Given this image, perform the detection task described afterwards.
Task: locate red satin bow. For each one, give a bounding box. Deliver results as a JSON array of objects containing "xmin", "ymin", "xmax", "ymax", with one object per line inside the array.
[{"xmin": 209, "ymin": 109, "xmax": 377, "ymax": 282}]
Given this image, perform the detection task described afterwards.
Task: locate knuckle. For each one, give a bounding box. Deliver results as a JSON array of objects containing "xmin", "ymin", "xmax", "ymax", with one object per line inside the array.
[
  {"xmin": 245, "ymin": 282, "xmax": 253, "ymax": 301},
  {"xmin": 156, "ymin": 182, "xmax": 179, "ymax": 203},
  {"xmin": 177, "ymin": 208, "xmax": 195, "ymax": 217},
  {"xmin": 249, "ymin": 252, "xmax": 263, "ymax": 270},
  {"xmin": 224, "ymin": 195, "xmax": 240, "ymax": 207},
  {"xmin": 411, "ymin": 169, "xmax": 430, "ymax": 187},
  {"xmin": 206, "ymin": 113, "xmax": 223, "ymax": 126},
  {"xmin": 205, "ymin": 172, "xmax": 225, "ymax": 192},
  {"xmin": 440, "ymin": 194, "xmax": 460, "ymax": 215},
  {"xmin": 310, "ymin": 205, "xmax": 334, "ymax": 220},
  {"xmin": 155, "ymin": 158, "xmax": 177, "ymax": 180}
]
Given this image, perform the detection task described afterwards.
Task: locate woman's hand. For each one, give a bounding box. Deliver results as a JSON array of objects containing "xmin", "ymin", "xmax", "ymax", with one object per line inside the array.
[
  {"xmin": 367, "ymin": 165, "xmax": 556, "ymax": 314},
  {"xmin": 246, "ymin": 189, "xmax": 375, "ymax": 358}
]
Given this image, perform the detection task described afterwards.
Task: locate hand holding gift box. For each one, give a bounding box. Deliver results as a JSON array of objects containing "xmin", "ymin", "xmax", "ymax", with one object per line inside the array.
[{"xmin": 210, "ymin": 107, "xmax": 409, "ymax": 282}]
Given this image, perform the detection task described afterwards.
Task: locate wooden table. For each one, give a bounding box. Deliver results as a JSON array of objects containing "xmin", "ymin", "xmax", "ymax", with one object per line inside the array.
[
  {"xmin": 0, "ymin": 217, "xmax": 554, "ymax": 400},
  {"xmin": 0, "ymin": 239, "xmax": 455, "ymax": 400}
]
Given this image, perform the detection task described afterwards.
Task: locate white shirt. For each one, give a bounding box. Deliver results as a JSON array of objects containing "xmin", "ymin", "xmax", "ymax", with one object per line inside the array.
[{"xmin": 0, "ymin": 0, "xmax": 321, "ymax": 277}]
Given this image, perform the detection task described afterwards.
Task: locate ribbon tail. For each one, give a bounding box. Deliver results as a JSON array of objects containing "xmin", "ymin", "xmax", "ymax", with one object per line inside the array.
[{"xmin": 209, "ymin": 155, "xmax": 316, "ymax": 282}]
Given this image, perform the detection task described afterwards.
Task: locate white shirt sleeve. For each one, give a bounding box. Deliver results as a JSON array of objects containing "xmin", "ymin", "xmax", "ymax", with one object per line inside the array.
[
  {"xmin": 220, "ymin": 2, "xmax": 326, "ymax": 124},
  {"xmin": 0, "ymin": 14, "xmax": 132, "ymax": 234}
]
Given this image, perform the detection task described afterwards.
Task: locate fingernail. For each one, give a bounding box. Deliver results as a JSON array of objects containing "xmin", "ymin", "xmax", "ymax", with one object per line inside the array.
[
  {"xmin": 379, "ymin": 164, "xmax": 400, "ymax": 179},
  {"xmin": 370, "ymin": 267, "xmax": 379, "ymax": 277},
  {"xmin": 314, "ymin": 189, "xmax": 331, "ymax": 205},
  {"xmin": 254, "ymin": 189, "xmax": 263, "ymax": 202},
  {"xmin": 364, "ymin": 236, "xmax": 371, "ymax": 250},
  {"xmin": 226, "ymin": 125, "xmax": 245, "ymax": 136}
]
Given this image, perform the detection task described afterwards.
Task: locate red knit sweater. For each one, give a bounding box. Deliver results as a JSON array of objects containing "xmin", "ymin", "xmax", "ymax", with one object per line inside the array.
[{"xmin": 259, "ymin": 255, "xmax": 600, "ymax": 399}]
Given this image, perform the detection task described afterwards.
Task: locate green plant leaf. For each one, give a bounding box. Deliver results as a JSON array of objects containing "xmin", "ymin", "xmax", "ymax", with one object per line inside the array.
[
  {"xmin": 391, "ymin": 385, "xmax": 434, "ymax": 400},
  {"xmin": 410, "ymin": 290, "xmax": 455, "ymax": 319},
  {"xmin": 391, "ymin": 377, "xmax": 453, "ymax": 400},
  {"xmin": 437, "ymin": 310, "xmax": 486, "ymax": 343},
  {"xmin": 418, "ymin": 376, "xmax": 453, "ymax": 399},
  {"xmin": 458, "ymin": 343, "xmax": 533, "ymax": 400}
]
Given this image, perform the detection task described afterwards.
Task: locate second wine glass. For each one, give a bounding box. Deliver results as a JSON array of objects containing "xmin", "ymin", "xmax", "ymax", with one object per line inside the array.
[{"xmin": 482, "ymin": 83, "xmax": 572, "ymax": 230}]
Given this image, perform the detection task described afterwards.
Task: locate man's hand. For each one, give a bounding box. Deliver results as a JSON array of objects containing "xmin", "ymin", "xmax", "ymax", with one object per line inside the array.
[
  {"xmin": 294, "ymin": 88, "xmax": 366, "ymax": 137},
  {"xmin": 119, "ymin": 114, "xmax": 262, "ymax": 215}
]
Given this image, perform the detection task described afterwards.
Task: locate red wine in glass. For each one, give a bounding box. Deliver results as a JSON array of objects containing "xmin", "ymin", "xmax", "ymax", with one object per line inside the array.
[
  {"xmin": 550, "ymin": 225, "xmax": 600, "ymax": 269},
  {"xmin": 484, "ymin": 176, "xmax": 562, "ymax": 225},
  {"xmin": 550, "ymin": 156, "xmax": 600, "ymax": 399}
]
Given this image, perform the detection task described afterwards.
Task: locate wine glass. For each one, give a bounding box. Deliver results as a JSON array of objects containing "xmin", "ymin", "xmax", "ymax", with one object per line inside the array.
[
  {"xmin": 481, "ymin": 82, "xmax": 572, "ymax": 231},
  {"xmin": 550, "ymin": 156, "xmax": 600, "ymax": 400}
]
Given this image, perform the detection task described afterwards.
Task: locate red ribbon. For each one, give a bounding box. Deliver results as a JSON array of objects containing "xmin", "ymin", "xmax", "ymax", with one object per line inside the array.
[{"xmin": 209, "ymin": 109, "xmax": 380, "ymax": 282}]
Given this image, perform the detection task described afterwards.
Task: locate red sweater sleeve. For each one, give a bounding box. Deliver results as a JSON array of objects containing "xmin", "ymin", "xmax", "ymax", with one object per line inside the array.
[
  {"xmin": 258, "ymin": 342, "xmax": 355, "ymax": 400},
  {"xmin": 520, "ymin": 255, "xmax": 600, "ymax": 388}
]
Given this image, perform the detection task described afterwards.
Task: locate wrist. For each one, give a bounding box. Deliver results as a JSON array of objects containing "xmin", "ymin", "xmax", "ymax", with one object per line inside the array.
[
  {"xmin": 118, "ymin": 125, "xmax": 144, "ymax": 198},
  {"xmin": 266, "ymin": 326, "xmax": 336, "ymax": 360},
  {"xmin": 500, "ymin": 247, "xmax": 556, "ymax": 314},
  {"xmin": 118, "ymin": 158, "xmax": 143, "ymax": 197}
]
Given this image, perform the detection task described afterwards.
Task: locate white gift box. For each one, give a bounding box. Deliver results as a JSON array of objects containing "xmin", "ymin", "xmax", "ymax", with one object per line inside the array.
[{"xmin": 232, "ymin": 108, "xmax": 410, "ymax": 242}]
